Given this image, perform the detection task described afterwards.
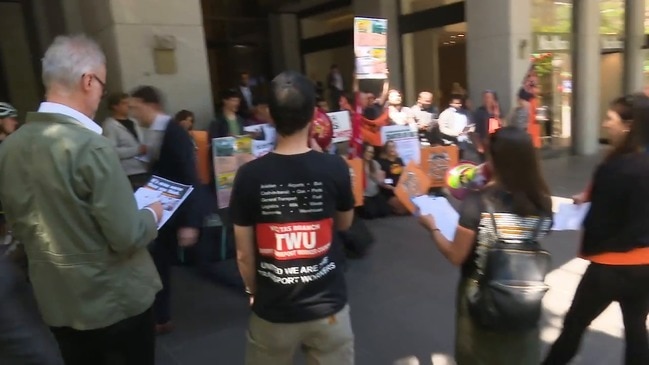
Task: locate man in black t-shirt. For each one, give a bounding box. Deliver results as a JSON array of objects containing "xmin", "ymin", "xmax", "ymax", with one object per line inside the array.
[{"xmin": 230, "ymin": 71, "xmax": 355, "ymax": 365}]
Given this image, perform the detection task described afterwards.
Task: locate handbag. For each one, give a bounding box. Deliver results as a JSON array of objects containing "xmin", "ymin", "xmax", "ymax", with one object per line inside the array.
[{"xmin": 467, "ymin": 198, "xmax": 551, "ymax": 331}]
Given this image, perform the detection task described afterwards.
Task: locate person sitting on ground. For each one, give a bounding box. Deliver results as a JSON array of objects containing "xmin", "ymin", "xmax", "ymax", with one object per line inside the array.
[
  {"xmin": 376, "ymin": 140, "xmax": 408, "ymax": 215},
  {"xmin": 359, "ymin": 143, "xmax": 390, "ymax": 219}
]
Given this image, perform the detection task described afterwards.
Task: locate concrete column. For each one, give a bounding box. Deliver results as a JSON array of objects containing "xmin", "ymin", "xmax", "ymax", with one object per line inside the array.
[
  {"xmin": 66, "ymin": 0, "xmax": 214, "ymax": 127},
  {"xmin": 402, "ymin": 33, "xmax": 417, "ymax": 104},
  {"xmin": 624, "ymin": 0, "xmax": 645, "ymax": 94},
  {"xmin": 431, "ymin": 30, "xmax": 441, "ymax": 101},
  {"xmin": 572, "ymin": 0, "xmax": 601, "ymax": 155},
  {"xmin": 269, "ymin": 13, "xmax": 301, "ymax": 75},
  {"xmin": 465, "ymin": 0, "xmax": 531, "ymax": 114},
  {"xmin": 354, "ymin": 0, "xmax": 403, "ymax": 92}
]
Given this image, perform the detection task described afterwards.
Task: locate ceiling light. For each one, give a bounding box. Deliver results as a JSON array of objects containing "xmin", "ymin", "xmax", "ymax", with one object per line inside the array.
[{"xmin": 458, "ymin": 34, "xmax": 465, "ymax": 37}]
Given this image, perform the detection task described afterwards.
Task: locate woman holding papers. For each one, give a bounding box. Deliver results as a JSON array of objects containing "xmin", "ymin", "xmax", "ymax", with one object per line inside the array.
[
  {"xmin": 418, "ymin": 126, "xmax": 552, "ymax": 364},
  {"xmin": 543, "ymin": 95, "xmax": 649, "ymax": 365}
]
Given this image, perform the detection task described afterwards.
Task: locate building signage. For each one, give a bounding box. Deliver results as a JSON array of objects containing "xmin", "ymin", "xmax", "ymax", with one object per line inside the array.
[{"xmin": 534, "ymin": 33, "xmax": 624, "ymax": 52}]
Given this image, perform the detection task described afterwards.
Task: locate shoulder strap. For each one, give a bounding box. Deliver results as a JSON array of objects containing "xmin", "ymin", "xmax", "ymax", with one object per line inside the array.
[
  {"xmin": 482, "ymin": 196, "xmax": 500, "ymax": 240},
  {"xmin": 531, "ymin": 215, "xmax": 545, "ymax": 240}
]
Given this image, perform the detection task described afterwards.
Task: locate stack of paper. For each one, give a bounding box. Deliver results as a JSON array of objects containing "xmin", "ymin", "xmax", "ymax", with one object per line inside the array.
[
  {"xmin": 411, "ymin": 196, "xmax": 459, "ymax": 240},
  {"xmin": 552, "ymin": 203, "xmax": 591, "ymax": 231}
]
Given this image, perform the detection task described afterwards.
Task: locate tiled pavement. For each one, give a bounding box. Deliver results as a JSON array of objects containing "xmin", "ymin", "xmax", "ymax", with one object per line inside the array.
[{"xmin": 156, "ymin": 152, "xmax": 637, "ymax": 365}]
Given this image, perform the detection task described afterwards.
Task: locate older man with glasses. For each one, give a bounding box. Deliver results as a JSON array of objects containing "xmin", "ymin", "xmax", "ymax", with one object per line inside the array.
[{"xmin": 0, "ymin": 35, "xmax": 164, "ymax": 365}]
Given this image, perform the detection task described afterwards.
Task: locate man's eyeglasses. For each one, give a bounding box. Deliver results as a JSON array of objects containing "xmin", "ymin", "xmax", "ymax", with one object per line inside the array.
[{"xmin": 83, "ymin": 73, "xmax": 107, "ymax": 98}]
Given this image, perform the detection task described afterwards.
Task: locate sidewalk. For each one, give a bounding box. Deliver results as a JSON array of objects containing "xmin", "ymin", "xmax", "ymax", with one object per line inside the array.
[{"xmin": 157, "ymin": 152, "xmax": 632, "ymax": 365}]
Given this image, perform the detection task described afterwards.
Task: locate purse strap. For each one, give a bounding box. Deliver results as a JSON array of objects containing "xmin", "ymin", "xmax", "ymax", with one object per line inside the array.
[{"xmin": 483, "ymin": 196, "xmax": 546, "ymax": 241}]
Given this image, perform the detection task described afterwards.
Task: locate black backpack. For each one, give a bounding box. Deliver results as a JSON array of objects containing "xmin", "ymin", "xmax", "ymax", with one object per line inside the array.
[{"xmin": 467, "ymin": 200, "xmax": 551, "ymax": 331}]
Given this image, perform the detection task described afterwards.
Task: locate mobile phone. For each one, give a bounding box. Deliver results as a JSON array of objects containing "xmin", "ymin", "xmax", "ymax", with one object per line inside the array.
[{"xmin": 384, "ymin": 178, "xmax": 394, "ymax": 185}]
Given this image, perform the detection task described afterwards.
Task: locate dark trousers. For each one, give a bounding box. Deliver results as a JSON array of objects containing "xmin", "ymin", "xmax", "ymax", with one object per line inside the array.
[
  {"xmin": 150, "ymin": 235, "xmax": 176, "ymax": 325},
  {"xmin": 50, "ymin": 308, "xmax": 155, "ymax": 365},
  {"xmin": 543, "ymin": 263, "xmax": 649, "ymax": 365}
]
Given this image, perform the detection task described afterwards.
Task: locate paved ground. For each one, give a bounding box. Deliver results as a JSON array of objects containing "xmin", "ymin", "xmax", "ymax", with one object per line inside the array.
[{"xmin": 155, "ymin": 152, "xmax": 635, "ymax": 365}]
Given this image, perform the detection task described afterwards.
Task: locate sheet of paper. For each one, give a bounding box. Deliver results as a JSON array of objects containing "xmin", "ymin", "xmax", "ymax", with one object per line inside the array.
[
  {"xmin": 552, "ymin": 203, "xmax": 591, "ymax": 231},
  {"xmin": 134, "ymin": 176, "xmax": 194, "ymax": 229},
  {"xmin": 412, "ymin": 195, "xmax": 459, "ymax": 241}
]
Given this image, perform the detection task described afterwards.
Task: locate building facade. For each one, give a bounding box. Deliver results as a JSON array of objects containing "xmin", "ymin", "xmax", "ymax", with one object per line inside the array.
[{"xmin": 0, "ymin": 0, "xmax": 647, "ymax": 154}]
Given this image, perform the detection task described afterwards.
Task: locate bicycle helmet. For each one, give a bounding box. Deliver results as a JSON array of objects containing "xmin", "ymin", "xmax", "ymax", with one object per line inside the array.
[{"xmin": 0, "ymin": 102, "xmax": 17, "ymax": 118}]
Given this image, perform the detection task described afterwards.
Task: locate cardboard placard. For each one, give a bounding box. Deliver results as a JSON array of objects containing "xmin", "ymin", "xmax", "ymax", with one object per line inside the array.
[
  {"xmin": 346, "ymin": 158, "xmax": 364, "ymax": 207},
  {"xmin": 394, "ymin": 161, "xmax": 432, "ymax": 214},
  {"xmin": 420, "ymin": 145, "xmax": 459, "ymax": 188}
]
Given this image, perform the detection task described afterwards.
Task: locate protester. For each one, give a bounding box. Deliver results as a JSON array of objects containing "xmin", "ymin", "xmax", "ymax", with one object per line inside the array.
[
  {"xmin": 103, "ymin": 92, "xmax": 149, "ymax": 190},
  {"xmin": 0, "ymin": 102, "xmax": 18, "ymax": 144},
  {"xmin": 0, "ymin": 34, "xmax": 163, "ymax": 365},
  {"xmin": 130, "ymin": 85, "xmax": 202, "ymax": 335},
  {"xmin": 377, "ymin": 140, "xmax": 408, "ymax": 215},
  {"xmin": 543, "ymin": 94, "xmax": 649, "ymax": 365},
  {"xmin": 359, "ymin": 143, "xmax": 390, "ymax": 219},
  {"xmin": 419, "ymin": 126, "xmax": 552, "ymax": 364},
  {"xmin": 174, "ymin": 109, "xmax": 195, "ymax": 131},
  {"xmin": 230, "ymin": 70, "xmax": 355, "ymax": 365},
  {"xmin": 387, "ymin": 89, "xmax": 415, "ymax": 131}
]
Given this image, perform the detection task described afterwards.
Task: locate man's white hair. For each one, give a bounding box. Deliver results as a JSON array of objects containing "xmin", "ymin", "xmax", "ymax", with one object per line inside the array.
[{"xmin": 42, "ymin": 34, "xmax": 106, "ymax": 90}]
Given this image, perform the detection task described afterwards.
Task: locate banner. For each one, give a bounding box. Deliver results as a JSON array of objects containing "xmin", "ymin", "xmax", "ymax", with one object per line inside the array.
[
  {"xmin": 420, "ymin": 145, "xmax": 459, "ymax": 188},
  {"xmin": 394, "ymin": 161, "xmax": 431, "ymax": 214},
  {"xmin": 328, "ymin": 111, "xmax": 352, "ymax": 143},
  {"xmin": 381, "ymin": 125, "xmax": 421, "ymax": 165},
  {"xmin": 354, "ymin": 17, "xmax": 388, "ymax": 80},
  {"xmin": 346, "ymin": 158, "xmax": 364, "ymax": 207},
  {"xmin": 212, "ymin": 136, "xmax": 255, "ymax": 209}
]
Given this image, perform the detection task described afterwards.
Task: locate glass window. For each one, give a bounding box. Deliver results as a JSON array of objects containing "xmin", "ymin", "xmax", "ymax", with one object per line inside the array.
[{"xmin": 531, "ymin": 0, "xmax": 573, "ymax": 146}]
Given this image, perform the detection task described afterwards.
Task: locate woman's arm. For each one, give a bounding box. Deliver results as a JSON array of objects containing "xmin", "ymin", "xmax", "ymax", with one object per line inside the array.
[{"xmin": 420, "ymin": 219, "xmax": 477, "ymax": 266}]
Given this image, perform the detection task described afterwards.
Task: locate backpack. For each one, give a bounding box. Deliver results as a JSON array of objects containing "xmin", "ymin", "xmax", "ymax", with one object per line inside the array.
[{"xmin": 467, "ymin": 199, "xmax": 551, "ymax": 331}]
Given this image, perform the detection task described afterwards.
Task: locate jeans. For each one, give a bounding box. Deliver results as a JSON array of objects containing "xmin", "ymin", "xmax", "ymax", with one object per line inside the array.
[{"xmin": 543, "ymin": 263, "xmax": 649, "ymax": 365}]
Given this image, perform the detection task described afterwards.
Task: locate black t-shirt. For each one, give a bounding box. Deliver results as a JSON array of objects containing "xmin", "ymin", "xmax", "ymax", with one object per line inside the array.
[
  {"xmin": 458, "ymin": 188, "xmax": 551, "ymax": 278},
  {"xmin": 230, "ymin": 151, "xmax": 354, "ymax": 323},
  {"xmin": 377, "ymin": 157, "xmax": 404, "ymax": 187}
]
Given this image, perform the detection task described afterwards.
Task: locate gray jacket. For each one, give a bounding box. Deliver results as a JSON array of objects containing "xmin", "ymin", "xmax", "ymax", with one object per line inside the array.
[{"xmin": 102, "ymin": 117, "xmax": 148, "ymax": 176}]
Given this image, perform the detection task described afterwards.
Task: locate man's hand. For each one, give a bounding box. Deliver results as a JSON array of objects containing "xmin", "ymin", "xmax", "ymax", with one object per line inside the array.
[
  {"xmin": 177, "ymin": 227, "xmax": 199, "ymax": 247},
  {"xmin": 147, "ymin": 201, "xmax": 163, "ymax": 223},
  {"xmin": 139, "ymin": 145, "xmax": 148, "ymax": 155}
]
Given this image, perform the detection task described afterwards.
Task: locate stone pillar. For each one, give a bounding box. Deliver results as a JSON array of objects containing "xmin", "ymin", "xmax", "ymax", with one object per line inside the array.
[
  {"xmin": 269, "ymin": 13, "xmax": 301, "ymax": 75},
  {"xmin": 67, "ymin": 0, "xmax": 214, "ymax": 128},
  {"xmin": 572, "ymin": 0, "xmax": 601, "ymax": 155},
  {"xmin": 623, "ymin": 0, "xmax": 645, "ymax": 94},
  {"xmin": 354, "ymin": 0, "xmax": 403, "ymax": 92},
  {"xmin": 465, "ymin": 0, "xmax": 532, "ymax": 114}
]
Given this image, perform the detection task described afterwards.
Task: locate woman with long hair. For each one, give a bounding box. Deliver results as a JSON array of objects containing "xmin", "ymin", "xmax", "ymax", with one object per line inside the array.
[
  {"xmin": 419, "ymin": 126, "xmax": 553, "ymax": 364},
  {"xmin": 376, "ymin": 140, "xmax": 408, "ymax": 215},
  {"xmin": 543, "ymin": 94, "xmax": 649, "ymax": 365},
  {"xmin": 359, "ymin": 143, "xmax": 390, "ymax": 219}
]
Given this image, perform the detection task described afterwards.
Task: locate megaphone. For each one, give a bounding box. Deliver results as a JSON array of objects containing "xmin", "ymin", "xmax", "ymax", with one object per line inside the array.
[{"xmin": 446, "ymin": 161, "xmax": 491, "ymax": 200}]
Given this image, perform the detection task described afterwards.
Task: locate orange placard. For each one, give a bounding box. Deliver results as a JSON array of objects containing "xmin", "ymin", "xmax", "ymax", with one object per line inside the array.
[
  {"xmin": 346, "ymin": 158, "xmax": 364, "ymax": 207},
  {"xmin": 190, "ymin": 130, "xmax": 211, "ymax": 185},
  {"xmin": 394, "ymin": 161, "xmax": 432, "ymax": 214},
  {"xmin": 420, "ymin": 145, "xmax": 459, "ymax": 188}
]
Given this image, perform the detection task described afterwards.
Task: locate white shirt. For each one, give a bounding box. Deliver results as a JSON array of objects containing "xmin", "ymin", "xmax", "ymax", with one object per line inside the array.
[
  {"xmin": 38, "ymin": 103, "xmax": 158, "ymax": 221},
  {"xmin": 240, "ymin": 86, "xmax": 253, "ymax": 108},
  {"xmin": 38, "ymin": 102, "xmax": 103, "ymax": 134},
  {"xmin": 439, "ymin": 107, "xmax": 469, "ymax": 138}
]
